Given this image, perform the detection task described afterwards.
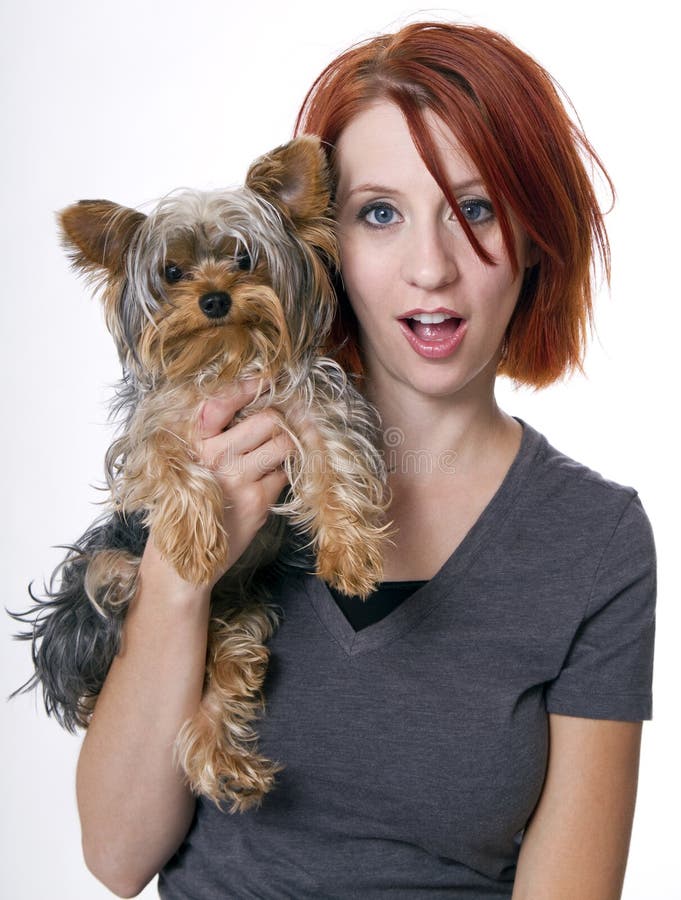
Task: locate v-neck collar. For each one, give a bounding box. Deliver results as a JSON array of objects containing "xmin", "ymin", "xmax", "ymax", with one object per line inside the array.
[{"xmin": 302, "ymin": 419, "xmax": 545, "ymax": 657}]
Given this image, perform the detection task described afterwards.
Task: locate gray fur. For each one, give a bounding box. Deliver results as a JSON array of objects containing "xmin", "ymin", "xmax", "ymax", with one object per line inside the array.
[{"xmin": 10, "ymin": 512, "xmax": 148, "ymax": 731}]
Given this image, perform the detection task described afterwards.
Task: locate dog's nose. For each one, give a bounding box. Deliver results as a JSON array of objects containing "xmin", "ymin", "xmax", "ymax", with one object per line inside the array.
[{"xmin": 199, "ymin": 291, "xmax": 232, "ymax": 319}]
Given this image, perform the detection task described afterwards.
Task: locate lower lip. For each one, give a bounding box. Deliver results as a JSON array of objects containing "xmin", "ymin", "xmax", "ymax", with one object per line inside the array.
[{"xmin": 398, "ymin": 319, "xmax": 468, "ymax": 359}]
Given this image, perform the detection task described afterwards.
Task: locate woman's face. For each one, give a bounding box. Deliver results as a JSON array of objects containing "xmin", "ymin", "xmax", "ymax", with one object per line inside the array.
[{"xmin": 335, "ymin": 100, "xmax": 533, "ymax": 404}]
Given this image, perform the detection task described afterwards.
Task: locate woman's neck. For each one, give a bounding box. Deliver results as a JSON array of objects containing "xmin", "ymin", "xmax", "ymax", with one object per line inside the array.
[
  {"xmin": 365, "ymin": 381, "xmax": 523, "ymax": 581},
  {"xmin": 364, "ymin": 375, "xmax": 517, "ymax": 480}
]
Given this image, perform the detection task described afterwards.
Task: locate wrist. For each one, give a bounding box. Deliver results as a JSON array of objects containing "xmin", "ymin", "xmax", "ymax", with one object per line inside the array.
[{"xmin": 138, "ymin": 538, "xmax": 213, "ymax": 611}]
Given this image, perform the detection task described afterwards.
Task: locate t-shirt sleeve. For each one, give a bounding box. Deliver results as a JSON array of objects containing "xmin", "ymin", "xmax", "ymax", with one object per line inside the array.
[{"xmin": 545, "ymin": 492, "xmax": 656, "ymax": 721}]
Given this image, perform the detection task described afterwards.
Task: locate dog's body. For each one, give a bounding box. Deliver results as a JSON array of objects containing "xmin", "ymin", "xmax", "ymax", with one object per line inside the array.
[{"xmin": 12, "ymin": 137, "xmax": 389, "ymax": 811}]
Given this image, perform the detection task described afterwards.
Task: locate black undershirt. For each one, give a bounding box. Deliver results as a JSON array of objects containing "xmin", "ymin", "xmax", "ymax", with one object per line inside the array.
[{"xmin": 326, "ymin": 580, "xmax": 428, "ymax": 631}]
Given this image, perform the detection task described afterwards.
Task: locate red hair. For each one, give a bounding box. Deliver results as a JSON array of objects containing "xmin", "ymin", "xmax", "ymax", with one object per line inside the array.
[{"xmin": 294, "ymin": 22, "xmax": 612, "ymax": 387}]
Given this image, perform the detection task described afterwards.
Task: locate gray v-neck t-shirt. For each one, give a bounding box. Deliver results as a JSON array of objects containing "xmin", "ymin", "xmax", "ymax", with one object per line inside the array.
[{"xmin": 159, "ymin": 420, "xmax": 656, "ymax": 898}]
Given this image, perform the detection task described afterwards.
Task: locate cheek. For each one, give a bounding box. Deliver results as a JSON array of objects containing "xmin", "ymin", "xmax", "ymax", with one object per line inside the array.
[
  {"xmin": 339, "ymin": 237, "xmax": 384, "ymax": 318},
  {"xmin": 475, "ymin": 247, "xmax": 524, "ymax": 307}
]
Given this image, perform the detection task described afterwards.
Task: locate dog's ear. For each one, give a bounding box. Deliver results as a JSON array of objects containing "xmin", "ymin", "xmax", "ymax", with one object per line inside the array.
[
  {"xmin": 245, "ymin": 136, "xmax": 331, "ymax": 224},
  {"xmin": 59, "ymin": 200, "xmax": 146, "ymax": 275}
]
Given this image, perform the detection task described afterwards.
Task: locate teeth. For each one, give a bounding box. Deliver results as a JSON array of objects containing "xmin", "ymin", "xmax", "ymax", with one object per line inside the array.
[{"xmin": 410, "ymin": 312, "xmax": 452, "ymax": 324}]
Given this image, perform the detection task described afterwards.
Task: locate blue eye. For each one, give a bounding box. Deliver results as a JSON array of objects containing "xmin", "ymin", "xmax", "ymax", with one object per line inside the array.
[
  {"xmin": 459, "ymin": 199, "xmax": 494, "ymax": 224},
  {"xmin": 359, "ymin": 203, "xmax": 399, "ymax": 228}
]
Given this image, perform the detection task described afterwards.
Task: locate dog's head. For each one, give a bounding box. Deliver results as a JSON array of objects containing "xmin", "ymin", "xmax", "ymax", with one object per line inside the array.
[{"xmin": 59, "ymin": 137, "xmax": 338, "ymax": 385}]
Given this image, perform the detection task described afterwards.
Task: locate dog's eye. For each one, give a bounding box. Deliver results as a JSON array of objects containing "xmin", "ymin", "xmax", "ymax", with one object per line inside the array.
[
  {"xmin": 236, "ymin": 252, "xmax": 252, "ymax": 271},
  {"xmin": 164, "ymin": 263, "xmax": 184, "ymax": 283}
]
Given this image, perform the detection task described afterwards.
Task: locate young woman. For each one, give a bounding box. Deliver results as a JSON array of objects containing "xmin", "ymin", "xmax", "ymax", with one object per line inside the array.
[{"xmin": 75, "ymin": 22, "xmax": 656, "ymax": 899}]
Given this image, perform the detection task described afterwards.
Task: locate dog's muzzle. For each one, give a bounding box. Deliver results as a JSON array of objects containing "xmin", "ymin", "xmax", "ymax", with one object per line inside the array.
[{"xmin": 199, "ymin": 291, "xmax": 232, "ymax": 319}]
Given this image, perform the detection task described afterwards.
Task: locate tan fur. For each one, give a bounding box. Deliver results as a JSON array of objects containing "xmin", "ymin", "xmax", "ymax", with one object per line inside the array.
[
  {"xmin": 83, "ymin": 549, "xmax": 140, "ymax": 614},
  {"xmin": 175, "ymin": 605, "xmax": 282, "ymax": 812}
]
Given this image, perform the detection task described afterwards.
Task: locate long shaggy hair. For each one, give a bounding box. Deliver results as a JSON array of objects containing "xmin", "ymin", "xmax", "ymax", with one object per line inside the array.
[{"xmin": 11, "ymin": 136, "xmax": 390, "ymax": 811}]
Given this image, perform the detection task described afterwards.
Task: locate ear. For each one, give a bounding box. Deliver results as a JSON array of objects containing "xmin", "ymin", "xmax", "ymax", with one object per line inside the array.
[
  {"xmin": 245, "ymin": 136, "xmax": 332, "ymax": 224},
  {"xmin": 59, "ymin": 200, "xmax": 146, "ymax": 275}
]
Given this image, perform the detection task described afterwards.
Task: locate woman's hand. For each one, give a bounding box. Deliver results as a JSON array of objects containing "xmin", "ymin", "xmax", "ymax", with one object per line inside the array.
[
  {"xmin": 139, "ymin": 379, "xmax": 295, "ymax": 597},
  {"xmin": 194, "ymin": 379, "xmax": 295, "ymax": 581}
]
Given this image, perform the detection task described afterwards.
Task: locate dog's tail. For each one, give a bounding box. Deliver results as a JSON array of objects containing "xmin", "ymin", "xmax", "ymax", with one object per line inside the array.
[{"xmin": 8, "ymin": 511, "xmax": 149, "ymax": 732}]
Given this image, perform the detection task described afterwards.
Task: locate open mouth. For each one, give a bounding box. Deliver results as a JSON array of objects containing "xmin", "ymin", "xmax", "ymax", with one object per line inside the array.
[
  {"xmin": 398, "ymin": 310, "xmax": 467, "ymax": 359},
  {"xmin": 401, "ymin": 312, "xmax": 462, "ymax": 340}
]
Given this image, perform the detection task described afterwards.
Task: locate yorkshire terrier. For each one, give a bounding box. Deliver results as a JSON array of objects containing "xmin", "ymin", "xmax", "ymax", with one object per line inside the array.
[{"xmin": 12, "ymin": 136, "xmax": 389, "ymax": 811}]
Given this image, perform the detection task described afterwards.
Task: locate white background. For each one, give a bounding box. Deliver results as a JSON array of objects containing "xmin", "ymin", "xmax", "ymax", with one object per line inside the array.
[{"xmin": 1, "ymin": 1, "xmax": 678, "ymax": 898}]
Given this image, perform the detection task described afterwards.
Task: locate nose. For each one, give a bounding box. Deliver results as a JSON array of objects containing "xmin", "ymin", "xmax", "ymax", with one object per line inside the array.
[
  {"xmin": 199, "ymin": 291, "xmax": 232, "ymax": 319},
  {"xmin": 401, "ymin": 222, "xmax": 458, "ymax": 292}
]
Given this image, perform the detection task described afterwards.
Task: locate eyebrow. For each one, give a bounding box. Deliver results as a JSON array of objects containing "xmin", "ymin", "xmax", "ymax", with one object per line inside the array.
[{"xmin": 345, "ymin": 178, "xmax": 486, "ymax": 198}]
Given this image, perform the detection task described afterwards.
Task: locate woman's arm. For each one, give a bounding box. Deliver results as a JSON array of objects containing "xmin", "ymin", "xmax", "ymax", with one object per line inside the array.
[
  {"xmin": 512, "ymin": 713, "xmax": 643, "ymax": 900},
  {"xmin": 76, "ymin": 548, "xmax": 210, "ymax": 897},
  {"xmin": 76, "ymin": 383, "xmax": 293, "ymax": 897}
]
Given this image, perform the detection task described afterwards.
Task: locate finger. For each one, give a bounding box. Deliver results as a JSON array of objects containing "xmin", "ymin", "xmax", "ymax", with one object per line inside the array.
[
  {"xmin": 215, "ymin": 410, "xmax": 288, "ymax": 460},
  {"xmin": 200, "ymin": 410, "xmax": 285, "ymax": 472},
  {"xmin": 259, "ymin": 467, "xmax": 291, "ymax": 505},
  {"xmin": 197, "ymin": 379, "xmax": 267, "ymax": 439},
  {"xmin": 237, "ymin": 433, "xmax": 296, "ymax": 480}
]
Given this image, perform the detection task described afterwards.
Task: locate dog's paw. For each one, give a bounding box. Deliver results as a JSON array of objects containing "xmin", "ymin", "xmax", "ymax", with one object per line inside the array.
[
  {"xmin": 165, "ymin": 528, "xmax": 229, "ymax": 586},
  {"xmin": 316, "ymin": 524, "xmax": 386, "ymax": 599},
  {"xmin": 150, "ymin": 481, "xmax": 228, "ymax": 585},
  {"xmin": 214, "ymin": 754, "xmax": 283, "ymax": 813},
  {"xmin": 177, "ymin": 721, "xmax": 282, "ymax": 813}
]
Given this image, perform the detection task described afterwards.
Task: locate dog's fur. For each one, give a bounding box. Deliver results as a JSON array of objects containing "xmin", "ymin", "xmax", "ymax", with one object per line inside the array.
[{"xmin": 11, "ymin": 137, "xmax": 389, "ymax": 811}]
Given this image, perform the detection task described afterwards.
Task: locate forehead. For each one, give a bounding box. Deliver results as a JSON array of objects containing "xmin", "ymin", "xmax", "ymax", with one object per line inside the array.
[
  {"xmin": 163, "ymin": 227, "xmax": 241, "ymax": 260},
  {"xmin": 148, "ymin": 188, "xmax": 287, "ymax": 257},
  {"xmin": 334, "ymin": 100, "xmax": 481, "ymax": 199}
]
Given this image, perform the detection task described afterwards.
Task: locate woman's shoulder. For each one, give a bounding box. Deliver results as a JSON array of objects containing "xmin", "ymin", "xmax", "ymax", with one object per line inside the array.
[
  {"xmin": 515, "ymin": 418, "xmax": 654, "ymax": 549},
  {"xmin": 520, "ymin": 418, "xmax": 640, "ymax": 504}
]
